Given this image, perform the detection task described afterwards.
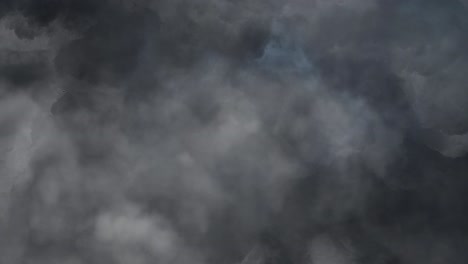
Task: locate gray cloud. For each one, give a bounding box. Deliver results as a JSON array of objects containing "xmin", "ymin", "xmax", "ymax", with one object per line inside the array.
[{"xmin": 2, "ymin": 0, "xmax": 468, "ymax": 263}]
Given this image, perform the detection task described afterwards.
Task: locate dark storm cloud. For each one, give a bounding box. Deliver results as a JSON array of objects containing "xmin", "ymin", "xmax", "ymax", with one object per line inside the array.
[{"xmin": 2, "ymin": 0, "xmax": 468, "ymax": 264}]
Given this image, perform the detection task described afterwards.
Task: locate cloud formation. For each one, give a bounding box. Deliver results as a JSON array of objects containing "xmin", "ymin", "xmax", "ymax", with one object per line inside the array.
[{"xmin": 2, "ymin": 0, "xmax": 468, "ymax": 263}]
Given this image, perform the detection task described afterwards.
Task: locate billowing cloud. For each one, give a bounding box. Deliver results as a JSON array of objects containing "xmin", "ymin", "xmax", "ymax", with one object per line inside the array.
[{"xmin": 2, "ymin": 0, "xmax": 468, "ymax": 263}]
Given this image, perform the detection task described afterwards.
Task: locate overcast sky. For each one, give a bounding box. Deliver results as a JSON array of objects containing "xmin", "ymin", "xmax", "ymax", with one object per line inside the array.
[{"xmin": 2, "ymin": 1, "xmax": 468, "ymax": 263}]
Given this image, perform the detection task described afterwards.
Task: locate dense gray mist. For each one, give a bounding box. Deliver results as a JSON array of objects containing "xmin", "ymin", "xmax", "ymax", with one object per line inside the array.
[{"xmin": 2, "ymin": 0, "xmax": 468, "ymax": 263}]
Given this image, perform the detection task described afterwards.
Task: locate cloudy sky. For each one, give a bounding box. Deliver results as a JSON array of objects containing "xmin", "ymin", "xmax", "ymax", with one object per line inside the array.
[{"xmin": 2, "ymin": 0, "xmax": 468, "ymax": 263}]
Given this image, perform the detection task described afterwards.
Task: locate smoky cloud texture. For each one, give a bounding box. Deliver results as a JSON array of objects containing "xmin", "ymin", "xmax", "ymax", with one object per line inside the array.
[{"xmin": 2, "ymin": 0, "xmax": 468, "ymax": 263}]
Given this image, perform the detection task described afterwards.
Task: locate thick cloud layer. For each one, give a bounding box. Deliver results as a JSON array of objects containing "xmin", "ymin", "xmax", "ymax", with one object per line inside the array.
[{"xmin": 2, "ymin": 0, "xmax": 468, "ymax": 263}]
